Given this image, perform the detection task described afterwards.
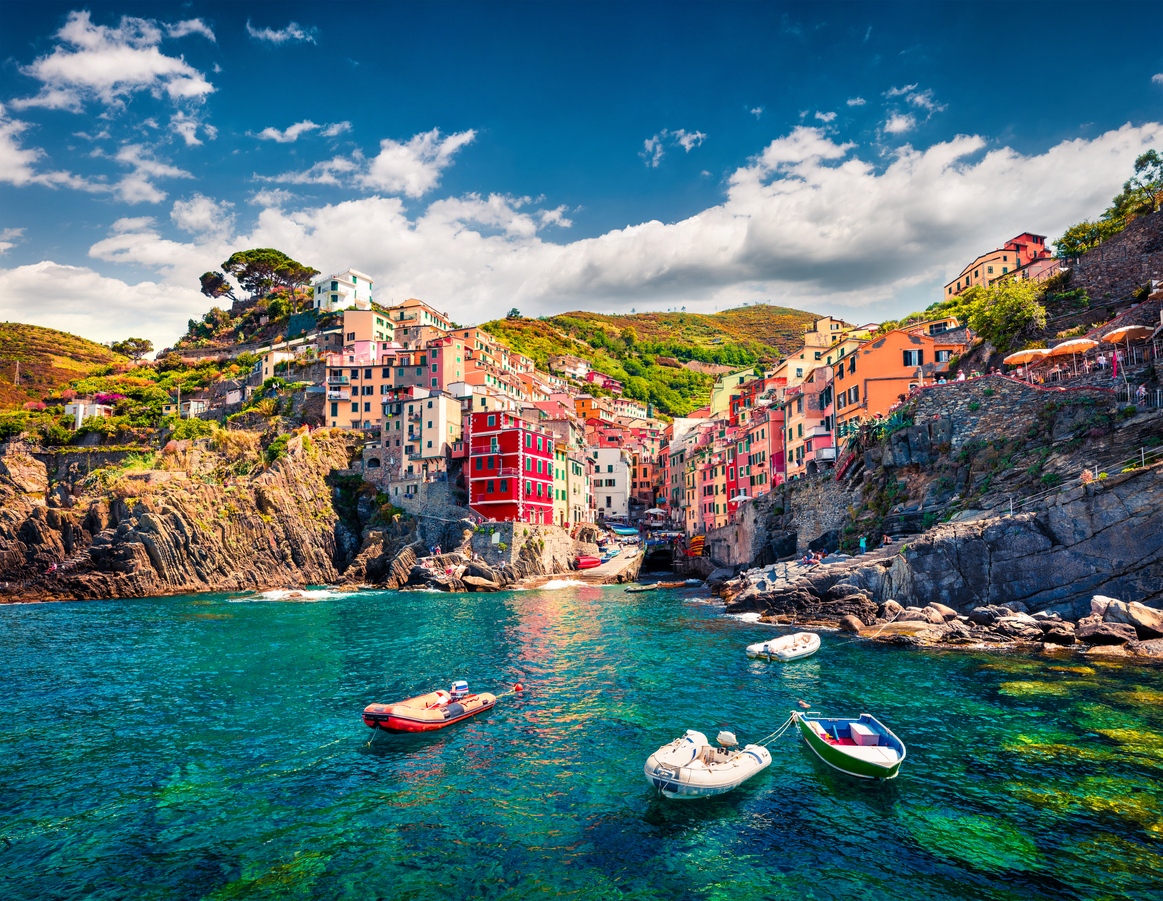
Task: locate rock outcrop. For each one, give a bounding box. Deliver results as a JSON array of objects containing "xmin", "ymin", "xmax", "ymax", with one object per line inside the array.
[{"xmin": 0, "ymin": 433, "xmax": 363, "ymax": 601}]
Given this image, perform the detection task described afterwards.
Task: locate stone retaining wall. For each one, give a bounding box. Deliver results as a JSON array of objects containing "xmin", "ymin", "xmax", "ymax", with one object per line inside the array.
[
  {"xmin": 913, "ymin": 376, "xmax": 1115, "ymax": 450},
  {"xmin": 469, "ymin": 522, "xmax": 577, "ymax": 573}
]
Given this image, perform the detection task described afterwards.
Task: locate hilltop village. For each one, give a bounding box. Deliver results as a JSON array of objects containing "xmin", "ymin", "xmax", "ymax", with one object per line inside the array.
[{"xmin": 0, "ymin": 209, "xmax": 1161, "ymax": 648}]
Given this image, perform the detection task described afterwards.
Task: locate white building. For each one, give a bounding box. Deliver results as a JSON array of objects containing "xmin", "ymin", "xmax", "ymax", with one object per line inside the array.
[
  {"xmin": 64, "ymin": 401, "xmax": 114, "ymax": 430},
  {"xmin": 591, "ymin": 447, "xmax": 631, "ymax": 520},
  {"xmin": 313, "ymin": 269, "xmax": 374, "ymax": 313}
]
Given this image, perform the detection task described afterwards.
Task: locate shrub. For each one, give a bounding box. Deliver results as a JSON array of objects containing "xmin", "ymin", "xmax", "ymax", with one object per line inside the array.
[
  {"xmin": 968, "ymin": 402, "xmax": 980, "ymax": 412},
  {"xmin": 982, "ymin": 388, "xmax": 994, "ymax": 397},
  {"xmin": 265, "ymin": 434, "xmax": 290, "ymax": 465},
  {"xmin": 172, "ymin": 418, "xmax": 215, "ymax": 440},
  {"xmin": 1040, "ymin": 473, "xmax": 1062, "ymax": 487}
]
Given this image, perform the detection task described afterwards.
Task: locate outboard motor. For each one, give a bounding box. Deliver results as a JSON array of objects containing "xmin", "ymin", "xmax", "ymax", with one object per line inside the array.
[
  {"xmin": 717, "ymin": 731, "xmax": 739, "ymax": 749},
  {"xmin": 450, "ymin": 680, "xmax": 469, "ymax": 701}
]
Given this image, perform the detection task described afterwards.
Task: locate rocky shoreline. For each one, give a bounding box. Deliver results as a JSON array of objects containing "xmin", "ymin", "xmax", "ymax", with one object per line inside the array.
[{"xmin": 710, "ymin": 464, "xmax": 1163, "ymax": 662}]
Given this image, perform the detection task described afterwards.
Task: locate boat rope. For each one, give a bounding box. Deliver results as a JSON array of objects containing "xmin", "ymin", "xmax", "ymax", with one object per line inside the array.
[
  {"xmin": 754, "ymin": 715, "xmax": 795, "ymax": 747},
  {"xmin": 871, "ymin": 609, "xmax": 903, "ymax": 637}
]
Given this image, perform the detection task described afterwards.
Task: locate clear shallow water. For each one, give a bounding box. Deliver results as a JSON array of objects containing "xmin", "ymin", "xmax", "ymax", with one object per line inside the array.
[{"xmin": 2, "ymin": 586, "xmax": 1162, "ymax": 901}]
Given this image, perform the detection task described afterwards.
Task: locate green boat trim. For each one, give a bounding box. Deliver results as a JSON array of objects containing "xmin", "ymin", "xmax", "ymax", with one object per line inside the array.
[{"xmin": 792, "ymin": 711, "xmax": 906, "ymax": 780}]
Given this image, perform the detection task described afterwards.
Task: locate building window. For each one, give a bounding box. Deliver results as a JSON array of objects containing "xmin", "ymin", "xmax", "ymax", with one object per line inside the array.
[
  {"xmin": 351, "ymin": 403, "xmax": 358, "ymax": 413},
  {"xmin": 475, "ymin": 458, "xmax": 483, "ymax": 471},
  {"xmin": 903, "ymin": 349, "xmax": 924, "ymax": 367},
  {"xmin": 487, "ymin": 414, "xmax": 495, "ymax": 427}
]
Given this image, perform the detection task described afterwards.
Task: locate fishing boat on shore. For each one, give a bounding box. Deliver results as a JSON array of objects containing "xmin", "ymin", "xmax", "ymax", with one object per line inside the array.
[
  {"xmin": 791, "ymin": 711, "xmax": 906, "ymax": 780},
  {"xmin": 644, "ymin": 729, "xmax": 771, "ymax": 799},
  {"xmin": 576, "ymin": 556, "xmax": 601, "ymax": 569},
  {"xmin": 363, "ymin": 680, "xmax": 498, "ymax": 733},
  {"xmin": 747, "ymin": 632, "xmax": 820, "ymax": 661}
]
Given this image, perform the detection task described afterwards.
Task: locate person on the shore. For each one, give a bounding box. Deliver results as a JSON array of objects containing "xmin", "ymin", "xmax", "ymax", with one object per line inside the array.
[{"xmin": 859, "ymin": 535, "xmax": 867, "ymax": 555}]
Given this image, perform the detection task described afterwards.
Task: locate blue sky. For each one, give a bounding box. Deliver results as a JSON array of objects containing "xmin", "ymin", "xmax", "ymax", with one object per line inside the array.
[{"xmin": 1, "ymin": 1, "xmax": 1161, "ymax": 349}]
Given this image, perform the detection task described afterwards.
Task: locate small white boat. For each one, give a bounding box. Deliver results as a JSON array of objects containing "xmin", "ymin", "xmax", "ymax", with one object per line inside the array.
[
  {"xmin": 644, "ymin": 730, "xmax": 771, "ymax": 799},
  {"xmin": 746, "ymin": 632, "xmax": 820, "ymax": 661}
]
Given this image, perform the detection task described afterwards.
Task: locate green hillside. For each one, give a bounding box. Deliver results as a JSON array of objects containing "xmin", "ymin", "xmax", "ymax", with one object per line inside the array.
[
  {"xmin": 0, "ymin": 323, "xmax": 129, "ymax": 410},
  {"xmin": 481, "ymin": 304, "xmax": 820, "ymax": 416}
]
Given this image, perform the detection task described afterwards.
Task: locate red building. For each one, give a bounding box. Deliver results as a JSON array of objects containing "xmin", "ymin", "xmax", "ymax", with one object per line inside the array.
[{"xmin": 467, "ymin": 410, "xmax": 555, "ymax": 524}]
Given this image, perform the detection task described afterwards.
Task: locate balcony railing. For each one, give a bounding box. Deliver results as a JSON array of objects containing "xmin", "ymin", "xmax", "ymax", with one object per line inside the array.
[
  {"xmin": 327, "ymin": 389, "xmax": 350, "ymax": 400},
  {"xmin": 327, "ymin": 376, "xmax": 350, "ymax": 385}
]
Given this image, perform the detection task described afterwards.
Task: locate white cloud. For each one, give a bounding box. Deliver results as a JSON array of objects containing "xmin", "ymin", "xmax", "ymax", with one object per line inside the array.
[
  {"xmin": 360, "ymin": 129, "xmax": 476, "ymax": 197},
  {"xmin": 0, "ymin": 260, "xmax": 205, "ymax": 348},
  {"xmin": 641, "ymin": 134, "xmax": 665, "ymax": 168},
  {"xmin": 847, "ymin": 97, "xmax": 866, "ymax": 106},
  {"xmin": 170, "ymin": 111, "xmax": 211, "ymax": 146},
  {"xmin": 640, "ymin": 129, "xmax": 707, "ymax": 166},
  {"xmin": 265, "ymin": 154, "xmax": 362, "ymax": 186},
  {"xmin": 750, "ymin": 107, "xmax": 764, "ymax": 119},
  {"xmin": 254, "ymin": 120, "xmax": 320, "ymax": 143},
  {"xmin": 1153, "ymin": 74, "xmax": 1163, "ymax": 84},
  {"xmin": 906, "ymin": 88, "xmax": 946, "ymax": 113},
  {"xmin": 12, "ymin": 122, "xmax": 1162, "ymax": 350},
  {"xmin": 171, "ymin": 194, "xmax": 235, "ymax": 238},
  {"xmin": 248, "ymin": 188, "xmax": 295, "ymax": 207},
  {"xmin": 883, "ymin": 113, "xmax": 916, "ymax": 135},
  {"xmin": 321, "ymin": 121, "xmax": 352, "ymax": 137},
  {"xmin": 539, "ymin": 206, "xmax": 573, "ymax": 228},
  {"xmin": 246, "ymin": 20, "xmax": 319, "ymax": 45},
  {"xmin": 815, "ymin": 111, "xmax": 837, "ymax": 123},
  {"xmin": 884, "ymin": 83, "xmax": 918, "ymax": 98},
  {"xmin": 0, "ymin": 103, "xmax": 89, "ymax": 190},
  {"xmin": 12, "ymin": 11, "xmax": 214, "ymax": 111},
  {"xmin": 0, "ymin": 227, "xmax": 25, "ymax": 254},
  {"xmin": 110, "ymin": 217, "xmax": 155, "ymax": 233},
  {"xmin": 111, "ymin": 144, "xmax": 193, "ymax": 203},
  {"xmin": 166, "ymin": 20, "xmax": 216, "ymax": 41}
]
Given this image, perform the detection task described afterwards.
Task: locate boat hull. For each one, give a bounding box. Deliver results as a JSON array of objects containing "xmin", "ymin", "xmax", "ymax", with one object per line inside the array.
[
  {"xmin": 576, "ymin": 556, "xmax": 601, "ymax": 569},
  {"xmin": 793, "ymin": 712, "xmax": 905, "ymax": 780},
  {"xmin": 746, "ymin": 632, "xmax": 820, "ymax": 661},
  {"xmin": 363, "ymin": 690, "xmax": 497, "ymax": 733},
  {"xmin": 644, "ymin": 732, "xmax": 771, "ymax": 799}
]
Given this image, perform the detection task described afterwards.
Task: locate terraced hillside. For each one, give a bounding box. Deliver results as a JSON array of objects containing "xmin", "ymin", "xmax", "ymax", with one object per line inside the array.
[
  {"xmin": 481, "ymin": 304, "xmax": 819, "ymax": 416},
  {"xmin": 0, "ymin": 323, "xmax": 127, "ymax": 409}
]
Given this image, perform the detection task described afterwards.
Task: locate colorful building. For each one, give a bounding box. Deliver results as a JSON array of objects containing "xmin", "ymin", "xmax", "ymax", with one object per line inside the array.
[{"xmin": 466, "ymin": 410, "xmax": 555, "ymax": 524}]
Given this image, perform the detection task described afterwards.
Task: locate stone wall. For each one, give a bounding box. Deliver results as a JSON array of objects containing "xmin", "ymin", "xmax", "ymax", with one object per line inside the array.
[
  {"xmin": 1072, "ymin": 210, "xmax": 1163, "ymax": 301},
  {"xmin": 469, "ymin": 522, "xmax": 577, "ymax": 574},
  {"xmin": 912, "ymin": 376, "xmax": 1115, "ymax": 450},
  {"xmin": 783, "ymin": 478, "xmax": 852, "ymax": 553}
]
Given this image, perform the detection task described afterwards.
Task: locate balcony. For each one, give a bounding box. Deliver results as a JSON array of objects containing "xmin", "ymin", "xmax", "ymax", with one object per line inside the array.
[
  {"xmin": 327, "ymin": 375, "xmax": 350, "ymax": 385},
  {"xmin": 327, "ymin": 389, "xmax": 350, "ymax": 400},
  {"xmin": 804, "ymin": 446, "xmax": 836, "ymax": 464},
  {"xmin": 805, "ymin": 424, "xmax": 832, "ymax": 440}
]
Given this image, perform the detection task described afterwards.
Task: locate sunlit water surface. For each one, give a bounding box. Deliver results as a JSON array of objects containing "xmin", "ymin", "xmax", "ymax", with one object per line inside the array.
[{"xmin": 2, "ymin": 585, "xmax": 1162, "ymax": 900}]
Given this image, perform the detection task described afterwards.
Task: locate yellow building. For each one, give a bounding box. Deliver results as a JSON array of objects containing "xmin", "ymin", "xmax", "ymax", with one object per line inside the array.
[{"xmin": 553, "ymin": 444, "xmax": 570, "ymax": 527}]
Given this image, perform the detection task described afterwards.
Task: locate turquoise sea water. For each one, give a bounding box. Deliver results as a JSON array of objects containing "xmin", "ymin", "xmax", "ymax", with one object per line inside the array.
[{"xmin": 2, "ymin": 584, "xmax": 1162, "ymax": 900}]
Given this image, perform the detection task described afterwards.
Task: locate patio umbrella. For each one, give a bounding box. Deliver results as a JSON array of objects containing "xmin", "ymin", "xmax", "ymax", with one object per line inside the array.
[
  {"xmin": 1003, "ymin": 348, "xmax": 1049, "ymax": 382},
  {"xmin": 1101, "ymin": 324, "xmax": 1154, "ymax": 383},
  {"xmin": 1048, "ymin": 338, "xmax": 1098, "ymax": 377},
  {"xmin": 644, "ymin": 507, "xmax": 665, "ymax": 515}
]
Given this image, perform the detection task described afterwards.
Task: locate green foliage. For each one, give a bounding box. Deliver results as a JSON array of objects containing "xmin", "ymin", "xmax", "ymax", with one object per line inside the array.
[
  {"xmin": 1053, "ymin": 149, "xmax": 1161, "ymax": 256},
  {"xmin": 960, "ymin": 280, "xmax": 1047, "ymax": 354},
  {"xmin": 507, "ymin": 308, "xmax": 522, "ymax": 319},
  {"xmin": 199, "ymin": 271, "xmax": 235, "ymax": 300},
  {"xmin": 110, "ymin": 337, "xmax": 154, "ymax": 361},
  {"xmin": 1040, "ymin": 472, "xmax": 1063, "ymax": 487},
  {"xmin": 265, "ymin": 434, "xmax": 290, "ymax": 465},
  {"xmin": 1053, "ymin": 218, "xmax": 1127, "ymax": 258},
  {"xmin": 968, "ymin": 402, "xmax": 980, "ymax": 412},
  {"xmin": 223, "ymin": 249, "xmax": 319, "ymax": 308},
  {"xmin": 171, "ymin": 418, "xmax": 215, "ymax": 440}
]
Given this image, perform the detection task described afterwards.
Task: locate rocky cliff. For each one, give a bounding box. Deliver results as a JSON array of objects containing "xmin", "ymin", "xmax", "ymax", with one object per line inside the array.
[
  {"xmin": 0, "ymin": 432, "xmax": 370, "ymax": 602},
  {"xmin": 718, "ymin": 460, "xmax": 1163, "ymax": 655}
]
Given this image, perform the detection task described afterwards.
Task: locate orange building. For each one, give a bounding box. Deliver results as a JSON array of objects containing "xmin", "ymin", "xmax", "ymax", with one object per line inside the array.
[{"xmin": 944, "ymin": 232, "xmax": 1051, "ymax": 298}]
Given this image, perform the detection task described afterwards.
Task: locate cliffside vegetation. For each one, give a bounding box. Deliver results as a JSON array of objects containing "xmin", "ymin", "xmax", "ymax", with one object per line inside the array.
[{"xmin": 0, "ymin": 323, "xmax": 129, "ymax": 411}]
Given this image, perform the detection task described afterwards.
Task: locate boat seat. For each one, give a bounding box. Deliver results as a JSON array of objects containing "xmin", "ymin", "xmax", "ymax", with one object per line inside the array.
[{"xmin": 840, "ymin": 745, "xmax": 901, "ymax": 765}]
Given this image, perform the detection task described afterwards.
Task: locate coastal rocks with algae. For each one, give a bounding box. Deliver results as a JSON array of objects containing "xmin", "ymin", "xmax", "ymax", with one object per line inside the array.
[
  {"xmin": 718, "ymin": 461, "xmax": 1163, "ymax": 657},
  {"xmin": 0, "ymin": 432, "xmax": 366, "ymax": 601}
]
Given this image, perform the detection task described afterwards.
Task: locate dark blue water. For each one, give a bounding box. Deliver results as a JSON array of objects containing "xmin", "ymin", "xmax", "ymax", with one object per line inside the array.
[{"xmin": 2, "ymin": 584, "xmax": 1162, "ymax": 900}]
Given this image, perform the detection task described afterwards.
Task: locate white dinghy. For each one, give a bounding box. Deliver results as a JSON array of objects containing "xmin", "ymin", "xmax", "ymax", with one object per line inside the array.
[
  {"xmin": 746, "ymin": 632, "xmax": 820, "ymax": 662},
  {"xmin": 644, "ymin": 730, "xmax": 771, "ymax": 799}
]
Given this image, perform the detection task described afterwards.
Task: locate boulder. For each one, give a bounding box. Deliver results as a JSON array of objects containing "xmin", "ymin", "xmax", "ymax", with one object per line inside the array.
[
  {"xmin": 1090, "ymin": 595, "xmax": 1118, "ymax": 618},
  {"xmin": 879, "ymin": 599, "xmax": 903, "ymax": 619},
  {"xmin": 1077, "ymin": 620, "xmax": 1137, "ymax": 646},
  {"xmin": 1102, "ymin": 600, "xmax": 1163, "ymax": 639},
  {"xmin": 0, "ymin": 451, "xmax": 48, "ymax": 497},
  {"xmin": 839, "ymin": 615, "xmax": 864, "ymax": 633},
  {"xmin": 993, "ymin": 617, "xmax": 1045, "ymax": 641},
  {"xmin": 1130, "ymin": 638, "xmax": 1163, "ymax": 658},
  {"xmin": 929, "ymin": 602, "xmax": 959, "ymax": 622},
  {"xmin": 898, "ymin": 606, "xmax": 930, "ymax": 622},
  {"xmin": 807, "ymin": 530, "xmax": 840, "ymax": 554},
  {"xmin": 463, "ymin": 560, "xmax": 498, "ymax": 583},
  {"xmin": 966, "ymin": 605, "xmax": 1009, "ymax": 626},
  {"xmin": 1001, "ymin": 600, "xmax": 1029, "ymax": 614},
  {"xmin": 462, "ymin": 575, "xmax": 500, "ymax": 592},
  {"xmin": 1042, "ymin": 626, "xmax": 1077, "ymax": 646}
]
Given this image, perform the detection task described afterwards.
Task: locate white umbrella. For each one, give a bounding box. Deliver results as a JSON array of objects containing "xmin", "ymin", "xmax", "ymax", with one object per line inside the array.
[
  {"xmin": 1048, "ymin": 338, "xmax": 1098, "ymax": 377},
  {"xmin": 1003, "ymin": 348, "xmax": 1049, "ymax": 382},
  {"xmin": 731, "ymin": 494, "xmax": 752, "ymax": 502},
  {"xmin": 1101, "ymin": 324, "xmax": 1154, "ymax": 383},
  {"xmin": 645, "ymin": 507, "xmax": 665, "ymax": 515}
]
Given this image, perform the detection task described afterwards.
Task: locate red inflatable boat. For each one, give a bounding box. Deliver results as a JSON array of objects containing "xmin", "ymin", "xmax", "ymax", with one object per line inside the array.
[{"xmin": 576, "ymin": 556, "xmax": 601, "ymax": 569}]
